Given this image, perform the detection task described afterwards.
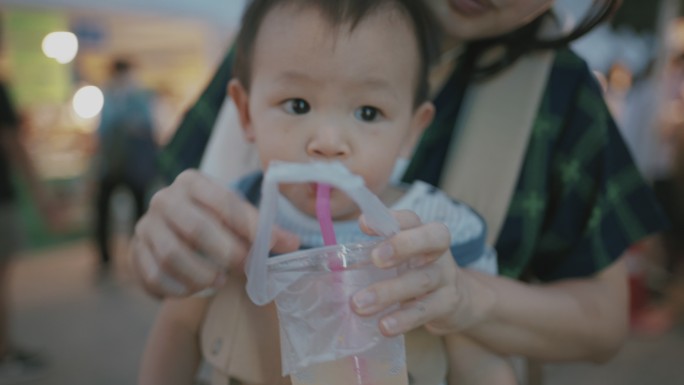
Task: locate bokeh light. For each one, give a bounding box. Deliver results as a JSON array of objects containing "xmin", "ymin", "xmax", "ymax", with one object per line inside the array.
[
  {"xmin": 72, "ymin": 85, "xmax": 104, "ymax": 119},
  {"xmin": 42, "ymin": 31, "xmax": 79, "ymax": 64}
]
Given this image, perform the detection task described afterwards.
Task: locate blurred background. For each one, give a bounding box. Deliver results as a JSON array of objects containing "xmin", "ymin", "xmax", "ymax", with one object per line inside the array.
[{"xmin": 0, "ymin": 0, "xmax": 682, "ymax": 384}]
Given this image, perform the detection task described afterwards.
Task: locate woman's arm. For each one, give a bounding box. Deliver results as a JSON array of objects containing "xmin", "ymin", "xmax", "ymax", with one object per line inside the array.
[
  {"xmin": 460, "ymin": 257, "xmax": 628, "ymax": 363},
  {"xmin": 139, "ymin": 297, "xmax": 211, "ymax": 385},
  {"xmin": 445, "ymin": 334, "xmax": 518, "ymax": 385},
  {"xmin": 352, "ymin": 211, "xmax": 629, "ymax": 364}
]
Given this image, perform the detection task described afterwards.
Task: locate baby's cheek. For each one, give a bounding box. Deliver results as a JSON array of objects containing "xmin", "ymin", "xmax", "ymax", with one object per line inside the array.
[{"xmin": 363, "ymin": 174, "xmax": 393, "ymax": 197}]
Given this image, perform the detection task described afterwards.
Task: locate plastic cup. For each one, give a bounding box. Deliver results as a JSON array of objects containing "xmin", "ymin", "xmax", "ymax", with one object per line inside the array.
[{"xmin": 268, "ymin": 241, "xmax": 408, "ymax": 385}]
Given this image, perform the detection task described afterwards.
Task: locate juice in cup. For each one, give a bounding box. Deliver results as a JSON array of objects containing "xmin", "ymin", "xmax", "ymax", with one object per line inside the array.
[
  {"xmin": 268, "ymin": 242, "xmax": 408, "ymax": 385},
  {"xmin": 290, "ymin": 339, "xmax": 408, "ymax": 385}
]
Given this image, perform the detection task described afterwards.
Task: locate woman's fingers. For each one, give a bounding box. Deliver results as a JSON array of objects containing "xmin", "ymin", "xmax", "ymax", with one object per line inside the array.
[
  {"xmin": 380, "ymin": 285, "xmax": 460, "ymax": 336},
  {"xmin": 180, "ymin": 170, "xmax": 300, "ymax": 256},
  {"xmin": 153, "ymin": 173, "xmax": 249, "ymax": 267},
  {"xmin": 129, "ymin": 237, "xmax": 187, "ymax": 297},
  {"xmin": 130, "ymin": 170, "xmax": 301, "ymax": 297},
  {"xmin": 143, "ymin": 216, "xmax": 228, "ymax": 288},
  {"xmin": 154, "ymin": 191, "xmax": 249, "ymax": 269},
  {"xmin": 359, "ymin": 210, "xmax": 423, "ymax": 235},
  {"xmin": 130, "ymin": 171, "xmax": 246, "ymax": 296},
  {"xmin": 352, "ymin": 263, "xmax": 443, "ymax": 315},
  {"xmin": 351, "ymin": 251, "xmax": 464, "ymax": 336},
  {"xmin": 370, "ymin": 221, "xmax": 451, "ymax": 269}
]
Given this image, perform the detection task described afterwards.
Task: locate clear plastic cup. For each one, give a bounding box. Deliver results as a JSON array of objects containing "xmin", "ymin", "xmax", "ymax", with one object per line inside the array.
[{"xmin": 268, "ymin": 241, "xmax": 408, "ymax": 385}]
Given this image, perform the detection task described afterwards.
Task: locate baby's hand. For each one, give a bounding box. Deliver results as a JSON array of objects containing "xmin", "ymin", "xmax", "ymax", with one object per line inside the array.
[{"xmin": 352, "ymin": 210, "xmax": 481, "ymax": 336}]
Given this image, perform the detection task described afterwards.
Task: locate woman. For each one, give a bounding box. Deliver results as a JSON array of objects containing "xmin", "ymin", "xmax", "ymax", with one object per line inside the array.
[{"xmin": 131, "ymin": 0, "xmax": 665, "ymax": 381}]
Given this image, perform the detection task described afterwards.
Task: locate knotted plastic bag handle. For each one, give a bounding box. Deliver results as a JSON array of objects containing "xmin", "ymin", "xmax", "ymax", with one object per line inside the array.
[{"xmin": 245, "ymin": 161, "xmax": 400, "ymax": 306}]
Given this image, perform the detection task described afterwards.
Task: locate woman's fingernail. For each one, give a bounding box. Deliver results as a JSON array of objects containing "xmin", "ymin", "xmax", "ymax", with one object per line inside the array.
[
  {"xmin": 160, "ymin": 275, "xmax": 187, "ymax": 296},
  {"xmin": 382, "ymin": 317, "xmax": 399, "ymax": 334},
  {"xmin": 353, "ymin": 290, "xmax": 377, "ymax": 309},
  {"xmin": 373, "ymin": 243, "xmax": 395, "ymax": 266}
]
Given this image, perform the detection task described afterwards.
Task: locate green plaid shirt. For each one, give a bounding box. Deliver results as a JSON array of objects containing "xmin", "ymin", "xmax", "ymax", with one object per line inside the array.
[
  {"xmin": 495, "ymin": 49, "xmax": 666, "ymax": 281},
  {"xmin": 406, "ymin": 48, "xmax": 667, "ymax": 281},
  {"xmin": 159, "ymin": 47, "xmax": 667, "ymax": 282},
  {"xmin": 157, "ymin": 50, "xmax": 235, "ymax": 179}
]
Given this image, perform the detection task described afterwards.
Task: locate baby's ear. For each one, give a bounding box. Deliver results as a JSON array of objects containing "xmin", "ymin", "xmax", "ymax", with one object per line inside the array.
[
  {"xmin": 401, "ymin": 101, "xmax": 435, "ymax": 157},
  {"xmin": 228, "ymin": 79, "xmax": 255, "ymax": 142}
]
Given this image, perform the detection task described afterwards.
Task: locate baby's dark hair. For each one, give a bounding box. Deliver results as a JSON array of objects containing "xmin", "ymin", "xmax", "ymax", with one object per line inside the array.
[{"xmin": 233, "ymin": 0, "xmax": 439, "ymax": 107}]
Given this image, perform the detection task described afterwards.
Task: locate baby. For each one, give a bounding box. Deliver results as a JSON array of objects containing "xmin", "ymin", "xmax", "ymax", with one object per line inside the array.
[{"xmin": 139, "ymin": 1, "xmax": 505, "ymax": 384}]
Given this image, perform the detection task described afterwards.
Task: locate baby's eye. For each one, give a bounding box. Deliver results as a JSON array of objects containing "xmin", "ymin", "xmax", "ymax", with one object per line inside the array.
[
  {"xmin": 282, "ymin": 99, "xmax": 310, "ymax": 115},
  {"xmin": 355, "ymin": 106, "xmax": 382, "ymax": 123}
]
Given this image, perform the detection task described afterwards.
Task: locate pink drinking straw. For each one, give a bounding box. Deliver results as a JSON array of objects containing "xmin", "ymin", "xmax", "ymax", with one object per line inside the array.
[
  {"xmin": 315, "ymin": 183, "xmax": 368, "ymax": 383},
  {"xmin": 315, "ymin": 183, "xmax": 337, "ymax": 247}
]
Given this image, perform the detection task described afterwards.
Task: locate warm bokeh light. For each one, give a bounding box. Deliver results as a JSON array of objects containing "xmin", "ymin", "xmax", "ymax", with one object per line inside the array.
[
  {"xmin": 41, "ymin": 31, "xmax": 79, "ymax": 64},
  {"xmin": 669, "ymin": 18, "xmax": 684, "ymax": 53},
  {"xmin": 72, "ymin": 85, "xmax": 104, "ymax": 119}
]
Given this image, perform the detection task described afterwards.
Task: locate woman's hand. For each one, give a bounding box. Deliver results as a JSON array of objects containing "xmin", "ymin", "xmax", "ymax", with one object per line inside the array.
[
  {"xmin": 351, "ymin": 210, "xmax": 494, "ymax": 337},
  {"xmin": 352, "ymin": 209, "xmax": 628, "ymax": 362},
  {"xmin": 128, "ymin": 170, "xmax": 300, "ymax": 298}
]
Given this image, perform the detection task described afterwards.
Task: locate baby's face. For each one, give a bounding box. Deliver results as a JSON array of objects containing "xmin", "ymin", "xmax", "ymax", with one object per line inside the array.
[{"xmin": 234, "ymin": 5, "xmax": 433, "ymax": 220}]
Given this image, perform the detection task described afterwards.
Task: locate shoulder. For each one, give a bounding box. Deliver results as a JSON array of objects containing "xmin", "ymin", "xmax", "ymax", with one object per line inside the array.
[
  {"xmin": 532, "ymin": 47, "xmax": 613, "ymax": 149},
  {"xmin": 393, "ymin": 181, "xmax": 488, "ymax": 266},
  {"xmin": 552, "ymin": 47, "xmax": 590, "ymax": 70},
  {"xmin": 549, "ymin": 48, "xmax": 596, "ymax": 79},
  {"xmin": 544, "ymin": 48, "xmax": 601, "ymax": 102}
]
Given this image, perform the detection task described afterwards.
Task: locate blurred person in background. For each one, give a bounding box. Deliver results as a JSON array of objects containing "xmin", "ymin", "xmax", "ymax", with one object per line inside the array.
[
  {"xmin": 604, "ymin": 61, "xmax": 632, "ymax": 123},
  {"xmin": 93, "ymin": 59, "xmax": 157, "ymax": 269},
  {"xmin": 0, "ymin": 27, "xmax": 61, "ymax": 384},
  {"xmin": 634, "ymin": 51, "xmax": 684, "ymax": 334}
]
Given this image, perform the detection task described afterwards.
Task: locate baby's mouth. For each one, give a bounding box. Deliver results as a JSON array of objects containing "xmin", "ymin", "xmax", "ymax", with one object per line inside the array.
[{"xmin": 308, "ymin": 183, "xmax": 320, "ymax": 196}]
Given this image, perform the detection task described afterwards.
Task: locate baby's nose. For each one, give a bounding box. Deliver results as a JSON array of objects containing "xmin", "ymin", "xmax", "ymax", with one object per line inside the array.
[{"xmin": 306, "ymin": 125, "xmax": 350, "ymax": 159}]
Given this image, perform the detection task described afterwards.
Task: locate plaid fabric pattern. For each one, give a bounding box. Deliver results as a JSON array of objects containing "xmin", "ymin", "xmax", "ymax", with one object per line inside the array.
[
  {"xmin": 494, "ymin": 49, "xmax": 667, "ymax": 281},
  {"xmin": 158, "ymin": 50, "xmax": 235, "ymax": 183},
  {"xmin": 407, "ymin": 48, "xmax": 666, "ymax": 281},
  {"xmin": 160, "ymin": 47, "xmax": 667, "ymax": 282},
  {"xmin": 403, "ymin": 59, "xmax": 467, "ymax": 185}
]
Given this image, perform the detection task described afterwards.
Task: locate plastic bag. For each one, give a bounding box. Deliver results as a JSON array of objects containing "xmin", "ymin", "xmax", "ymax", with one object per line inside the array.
[{"xmin": 245, "ymin": 161, "xmax": 403, "ymax": 376}]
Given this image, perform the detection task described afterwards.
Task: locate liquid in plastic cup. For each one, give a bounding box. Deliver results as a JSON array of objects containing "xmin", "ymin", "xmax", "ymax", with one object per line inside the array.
[{"xmin": 267, "ymin": 241, "xmax": 408, "ymax": 385}]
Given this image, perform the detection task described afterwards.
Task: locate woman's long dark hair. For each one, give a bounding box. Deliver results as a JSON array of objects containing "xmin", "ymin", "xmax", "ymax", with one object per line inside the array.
[
  {"xmin": 403, "ymin": 0, "xmax": 623, "ymax": 185},
  {"xmin": 470, "ymin": 0, "xmax": 623, "ymax": 79}
]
